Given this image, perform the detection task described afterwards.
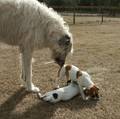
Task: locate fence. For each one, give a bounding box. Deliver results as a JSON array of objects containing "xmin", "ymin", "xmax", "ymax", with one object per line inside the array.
[{"xmin": 52, "ymin": 6, "xmax": 120, "ymax": 24}]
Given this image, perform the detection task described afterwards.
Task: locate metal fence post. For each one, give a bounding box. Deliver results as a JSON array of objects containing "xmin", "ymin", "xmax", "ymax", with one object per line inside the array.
[
  {"xmin": 73, "ymin": 7, "xmax": 76, "ymax": 24},
  {"xmin": 101, "ymin": 7, "xmax": 104, "ymax": 23}
]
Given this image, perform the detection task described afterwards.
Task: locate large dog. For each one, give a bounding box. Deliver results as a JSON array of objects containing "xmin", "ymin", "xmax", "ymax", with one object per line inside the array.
[{"xmin": 0, "ymin": 0, "xmax": 73, "ymax": 92}]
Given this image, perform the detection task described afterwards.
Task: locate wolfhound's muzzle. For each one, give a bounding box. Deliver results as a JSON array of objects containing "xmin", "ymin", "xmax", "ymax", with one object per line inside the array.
[{"xmin": 55, "ymin": 57, "xmax": 65, "ymax": 67}]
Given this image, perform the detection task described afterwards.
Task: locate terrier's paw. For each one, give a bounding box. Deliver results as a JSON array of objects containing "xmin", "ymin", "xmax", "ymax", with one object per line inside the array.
[
  {"xmin": 80, "ymin": 95, "xmax": 88, "ymax": 101},
  {"xmin": 84, "ymin": 97, "xmax": 89, "ymax": 101}
]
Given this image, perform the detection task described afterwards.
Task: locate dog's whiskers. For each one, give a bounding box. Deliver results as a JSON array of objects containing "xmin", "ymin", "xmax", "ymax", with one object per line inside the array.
[{"xmin": 44, "ymin": 61, "xmax": 55, "ymax": 65}]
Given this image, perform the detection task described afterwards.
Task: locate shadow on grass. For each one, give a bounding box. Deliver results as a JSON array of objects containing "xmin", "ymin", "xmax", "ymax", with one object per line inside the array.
[
  {"xmin": 0, "ymin": 88, "xmax": 29, "ymax": 119},
  {"xmin": 0, "ymin": 88, "xmax": 98, "ymax": 119},
  {"xmin": 0, "ymin": 88, "xmax": 57, "ymax": 119}
]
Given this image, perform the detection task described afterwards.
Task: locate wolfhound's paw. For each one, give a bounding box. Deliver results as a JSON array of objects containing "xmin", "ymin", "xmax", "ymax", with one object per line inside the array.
[
  {"xmin": 26, "ymin": 84, "xmax": 40, "ymax": 93},
  {"xmin": 31, "ymin": 86, "xmax": 40, "ymax": 93}
]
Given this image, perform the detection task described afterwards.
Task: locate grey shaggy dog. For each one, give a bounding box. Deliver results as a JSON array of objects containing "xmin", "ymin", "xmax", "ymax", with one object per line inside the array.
[{"xmin": 0, "ymin": 0, "xmax": 73, "ymax": 92}]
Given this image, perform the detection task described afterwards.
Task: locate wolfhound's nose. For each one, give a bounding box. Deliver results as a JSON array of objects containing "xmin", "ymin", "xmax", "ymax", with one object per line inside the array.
[{"xmin": 65, "ymin": 39, "xmax": 70, "ymax": 46}]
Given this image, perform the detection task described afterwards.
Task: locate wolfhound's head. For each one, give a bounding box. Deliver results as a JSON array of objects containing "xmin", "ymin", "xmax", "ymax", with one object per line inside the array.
[{"xmin": 47, "ymin": 22, "xmax": 73, "ymax": 67}]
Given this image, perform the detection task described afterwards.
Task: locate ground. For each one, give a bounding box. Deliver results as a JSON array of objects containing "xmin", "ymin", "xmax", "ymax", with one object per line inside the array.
[{"xmin": 0, "ymin": 18, "xmax": 120, "ymax": 119}]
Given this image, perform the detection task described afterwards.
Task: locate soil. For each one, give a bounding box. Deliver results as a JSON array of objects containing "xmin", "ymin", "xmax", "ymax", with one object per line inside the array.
[{"xmin": 0, "ymin": 21, "xmax": 120, "ymax": 119}]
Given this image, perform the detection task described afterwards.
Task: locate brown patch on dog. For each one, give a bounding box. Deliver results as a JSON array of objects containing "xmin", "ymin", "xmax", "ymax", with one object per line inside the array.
[
  {"xmin": 84, "ymin": 85, "xmax": 99, "ymax": 98},
  {"xmin": 65, "ymin": 65, "xmax": 72, "ymax": 81},
  {"xmin": 65, "ymin": 65, "xmax": 72, "ymax": 71},
  {"xmin": 76, "ymin": 71, "xmax": 82, "ymax": 79}
]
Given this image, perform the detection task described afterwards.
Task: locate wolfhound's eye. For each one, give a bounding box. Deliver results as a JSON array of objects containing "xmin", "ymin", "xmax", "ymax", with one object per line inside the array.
[
  {"xmin": 65, "ymin": 34, "xmax": 70, "ymax": 40},
  {"xmin": 58, "ymin": 35, "xmax": 70, "ymax": 46}
]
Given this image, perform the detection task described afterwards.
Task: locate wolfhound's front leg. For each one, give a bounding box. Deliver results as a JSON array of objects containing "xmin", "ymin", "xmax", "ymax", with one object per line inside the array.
[
  {"xmin": 21, "ymin": 48, "xmax": 40, "ymax": 92},
  {"xmin": 20, "ymin": 53, "xmax": 26, "ymax": 87}
]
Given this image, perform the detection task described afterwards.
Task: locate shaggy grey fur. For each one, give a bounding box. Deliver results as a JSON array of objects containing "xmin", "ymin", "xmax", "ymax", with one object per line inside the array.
[{"xmin": 0, "ymin": 0, "xmax": 73, "ymax": 92}]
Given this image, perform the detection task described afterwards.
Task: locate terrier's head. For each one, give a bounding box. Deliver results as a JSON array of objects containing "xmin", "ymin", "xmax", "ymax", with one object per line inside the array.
[{"xmin": 84, "ymin": 85, "xmax": 99, "ymax": 100}]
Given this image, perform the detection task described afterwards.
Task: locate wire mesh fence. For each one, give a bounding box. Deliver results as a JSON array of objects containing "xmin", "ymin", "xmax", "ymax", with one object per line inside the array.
[
  {"xmin": 62, "ymin": 14, "xmax": 120, "ymax": 24},
  {"xmin": 52, "ymin": 6, "xmax": 120, "ymax": 24}
]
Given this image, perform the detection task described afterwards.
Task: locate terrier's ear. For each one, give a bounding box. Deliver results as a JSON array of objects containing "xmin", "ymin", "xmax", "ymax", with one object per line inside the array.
[
  {"xmin": 65, "ymin": 65, "xmax": 72, "ymax": 71},
  {"xmin": 65, "ymin": 65, "xmax": 71, "ymax": 81},
  {"xmin": 76, "ymin": 71, "xmax": 82, "ymax": 79}
]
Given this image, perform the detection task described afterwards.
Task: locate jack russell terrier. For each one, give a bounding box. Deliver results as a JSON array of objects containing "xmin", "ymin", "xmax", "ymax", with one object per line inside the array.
[
  {"xmin": 37, "ymin": 81, "xmax": 80, "ymax": 103},
  {"xmin": 58, "ymin": 64, "xmax": 99, "ymax": 100}
]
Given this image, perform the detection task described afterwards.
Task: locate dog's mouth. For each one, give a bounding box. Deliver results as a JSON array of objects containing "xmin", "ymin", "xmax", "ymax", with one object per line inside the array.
[{"xmin": 54, "ymin": 57, "xmax": 65, "ymax": 67}]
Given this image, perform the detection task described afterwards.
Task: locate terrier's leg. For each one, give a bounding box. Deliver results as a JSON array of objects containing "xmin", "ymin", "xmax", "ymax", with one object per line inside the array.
[
  {"xmin": 19, "ymin": 53, "xmax": 26, "ymax": 87},
  {"xmin": 78, "ymin": 84, "xmax": 86, "ymax": 100}
]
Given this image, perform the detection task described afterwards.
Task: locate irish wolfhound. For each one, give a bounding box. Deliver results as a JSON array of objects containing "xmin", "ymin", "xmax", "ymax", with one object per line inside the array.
[{"xmin": 0, "ymin": 0, "xmax": 73, "ymax": 92}]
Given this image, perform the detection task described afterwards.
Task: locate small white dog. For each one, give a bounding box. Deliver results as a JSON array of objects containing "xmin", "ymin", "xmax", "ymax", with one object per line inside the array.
[
  {"xmin": 58, "ymin": 64, "xmax": 99, "ymax": 100},
  {"xmin": 38, "ymin": 81, "xmax": 80, "ymax": 103}
]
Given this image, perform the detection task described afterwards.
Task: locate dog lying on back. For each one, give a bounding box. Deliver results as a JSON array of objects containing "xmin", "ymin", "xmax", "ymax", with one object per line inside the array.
[
  {"xmin": 58, "ymin": 64, "xmax": 99, "ymax": 100},
  {"xmin": 38, "ymin": 81, "xmax": 80, "ymax": 103}
]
